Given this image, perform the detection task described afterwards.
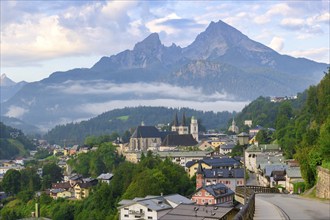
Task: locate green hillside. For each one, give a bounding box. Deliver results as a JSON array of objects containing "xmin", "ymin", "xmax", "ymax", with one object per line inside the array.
[
  {"xmin": 234, "ymin": 68, "xmax": 330, "ymax": 188},
  {"xmin": 0, "ymin": 122, "xmax": 36, "ymax": 159}
]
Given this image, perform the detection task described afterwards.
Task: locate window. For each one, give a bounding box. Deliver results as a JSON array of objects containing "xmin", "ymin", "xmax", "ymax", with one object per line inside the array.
[
  {"xmin": 148, "ymin": 208, "xmax": 152, "ymax": 212},
  {"xmin": 124, "ymin": 214, "xmax": 129, "ymax": 217},
  {"xmin": 124, "ymin": 208, "xmax": 129, "ymax": 210},
  {"xmin": 148, "ymin": 217, "xmax": 153, "ymax": 219}
]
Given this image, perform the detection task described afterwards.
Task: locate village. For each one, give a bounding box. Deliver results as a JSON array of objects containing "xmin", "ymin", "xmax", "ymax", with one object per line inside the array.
[{"xmin": 0, "ymin": 113, "xmax": 307, "ymax": 219}]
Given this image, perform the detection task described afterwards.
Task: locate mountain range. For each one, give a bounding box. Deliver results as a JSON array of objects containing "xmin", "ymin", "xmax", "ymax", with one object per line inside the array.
[
  {"xmin": 1, "ymin": 20, "xmax": 328, "ymax": 131},
  {"xmin": 0, "ymin": 74, "xmax": 27, "ymax": 103}
]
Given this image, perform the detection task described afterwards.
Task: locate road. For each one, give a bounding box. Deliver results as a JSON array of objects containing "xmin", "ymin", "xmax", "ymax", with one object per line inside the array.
[{"xmin": 255, "ymin": 194, "xmax": 330, "ymax": 220}]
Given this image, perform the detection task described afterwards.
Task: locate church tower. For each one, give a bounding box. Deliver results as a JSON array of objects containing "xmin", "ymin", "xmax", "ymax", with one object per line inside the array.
[
  {"xmin": 190, "ymin": 116, "xmax": 199, "ymax": 141},
  {"xmin": 196, "ymin": 162, "xmax": 204, "ymax": 189}
]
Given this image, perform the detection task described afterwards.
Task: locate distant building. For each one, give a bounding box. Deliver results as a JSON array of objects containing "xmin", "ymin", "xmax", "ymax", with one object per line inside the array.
[
  {"xmin": 228, "ymin": 118, "xmax": 239, "ymax": 134},
  {"xmin": 244, "ymin": 120, "xmax": 253, "ymax": 127},
  {"xmin": 97, "ymin": 173, "xmax": 113, "ymax": 184}
]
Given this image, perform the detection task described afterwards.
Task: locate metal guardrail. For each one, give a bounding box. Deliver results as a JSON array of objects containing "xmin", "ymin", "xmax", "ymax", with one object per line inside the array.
[{"xmin": 233, "ymin": 186, "xmax": 280, "ymax": 220}]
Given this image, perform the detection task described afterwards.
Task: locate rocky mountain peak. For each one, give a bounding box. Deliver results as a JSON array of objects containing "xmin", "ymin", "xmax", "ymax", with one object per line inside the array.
[
  {"xmin": 133, "ymin": 33, "xmax": 162, "ymax": 52},
  {"xmin": 0, "ymin": 74, "xmax": 16, "ymax": 87}
]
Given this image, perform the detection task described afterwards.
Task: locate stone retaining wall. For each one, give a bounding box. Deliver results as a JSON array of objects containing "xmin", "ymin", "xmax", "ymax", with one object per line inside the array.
[{"xmin": 316, "ymin": 166, "xmax": 330, "ymax": 199}]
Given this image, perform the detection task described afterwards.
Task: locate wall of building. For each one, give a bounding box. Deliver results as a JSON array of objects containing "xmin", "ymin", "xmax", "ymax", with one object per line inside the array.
[{"xmin": 316, "ymin": 166, "xmax": 330, "ymax": 199}]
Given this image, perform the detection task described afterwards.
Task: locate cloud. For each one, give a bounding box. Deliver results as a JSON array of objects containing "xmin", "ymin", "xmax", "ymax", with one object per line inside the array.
[
  {"xmin": 280, "ymin": 18, "xmax": 305, "ymax": 30},
  {"xmin": 47, "ymin": 81, "xmax": 231, "ymax": 101},
  {"xmin": 269, "ymin": 37, "xmax": 284, "ymax": 51},
  {"xmin": 254, "ymin": 3, "xmax": 292, "ymax": 24},
  {"xmin": 286, "ymin": 47, "xmax": 329, "ymax": 63},
  {"xmin": 77, "ymin": 99, "xmax": 249, "ymax": 116},
  {"xmin": 5, "ymin": 106, "xmax": 29, "ymax": 118}
]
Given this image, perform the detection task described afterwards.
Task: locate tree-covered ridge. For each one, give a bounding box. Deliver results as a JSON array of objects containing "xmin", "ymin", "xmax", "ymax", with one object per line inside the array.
[
  {"xmin": 44, "ymin": 106, "xmax": 233, "ymax": 145},
  {"xmin": 0, "ymin": 122, "xmax": 35, "ymax": 159}
]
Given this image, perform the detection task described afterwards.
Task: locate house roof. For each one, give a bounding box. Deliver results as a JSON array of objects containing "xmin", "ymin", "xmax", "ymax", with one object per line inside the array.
[
  {"xmin": 286, "ymin": 167, "xmax": 302, "ymax": 178},
  {"xmin": 52, "ymin": 182, "xmax": 71, "ymax": 190},
  {"xmin": 246, "ymin": 144, "xmax": 281, "ymax": 153},
  {"xmin": 163, "ymin": 194, "xmax": 194, "ymax": 206},
  {"xmin": 75, "ymin": 181, "xmax": 97, "ymax": 189},
  {"xmin": 97, "ymin": 173, "xmax": 113, "ymax": 180},
  {"xmin": 264, "ymin": 164, "xmax": 287, "ymax": 177},
  {"xmin": 197, "ymin": 183, "xmax": 234, "ymax": 199},
  {"xmin": 159, "ymin": 204, "xmax": 233, "ymax": 220},
  {"xmin": 185, "ymin": 157, "xmax": 240, "ymax": 168},
  {"xmin": 161, "ymin": 134, "xmax": 198, "ymax": 147},
  {"xmin": 131, "ymin": 126, "xmax": 162, "ymax": 138},
  {"xmin": 118, "ymin": 194, "xmax": 192, "ymax": 211},
  {"xmin": 203, "ymin": 168, "xmax": 244, "ymax": 179},
  {"xmin": 221, "ymin": 144, "xmax": 235, "ymax": 149}
]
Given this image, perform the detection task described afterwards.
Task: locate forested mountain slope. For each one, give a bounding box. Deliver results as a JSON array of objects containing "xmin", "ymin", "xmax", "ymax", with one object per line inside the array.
[{"xmin": 0, "ymin": 122, "xmax": 35, "ymax": 159}]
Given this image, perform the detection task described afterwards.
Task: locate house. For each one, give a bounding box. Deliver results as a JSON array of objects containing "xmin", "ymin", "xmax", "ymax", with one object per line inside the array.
[
  {"xmin": 245, "ymin": 144, "xmax": 283, "ymax": 172},
  {"xmin": 159, "ymin": 203, "xmax": 234, "ymax": 220},
  {"xmin": 249, "ymin": 125, "xmax": 263, "ymax": 136},
  {"xmin": 97, "ymin": 173, "xmax": 113, "ymax": 184},
  {"xmin": 186, "ymin": 157, "xmax": 241, "ymax": 178},
  {"xmin": 74, "ymin": 181, "xmax": 97, "ymax": 200},
  {"xmin": 50, "ymin": 182, "xmax": 73, "ymax": 199},
  {"xmin": 118, "ymin": 194, "xmax": 194, "ymax": 220},
  {"xmin": 69, "ymin": 145, "xmax": 79, "ymax": 155},
  {"xmin": 192, "ymin": 163, "xmax": 234, "ymax": 205},
  {"xmin": 219, "ymin": 144, "xmax": 235, "ymax": 155},
  {"xmin": 50, "ymin": 188, "xmax": 72, "ymax": 199},
  {"xmin": 258, "ymin": 164, "xmax": 287, "ymax": 187},
  {"xmin": 202, "ymin": 168, "xmax": 245, "ymax": 191},
  {"xmin": 0, "ymin": 160, "xmax": 24, "ymax": 175},
  {"xmin": 285, "ymin": 167, "xmax": 303, "ymax": 193},
  {"xmin": 197, "ymin": 140, "xmax": 214, "ymax": 151}
]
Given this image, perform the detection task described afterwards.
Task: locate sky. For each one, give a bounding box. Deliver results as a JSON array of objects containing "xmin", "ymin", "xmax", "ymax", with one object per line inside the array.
[{"xmin": 1, "ymin": 0, "xmax": 329, "ymax": 83}]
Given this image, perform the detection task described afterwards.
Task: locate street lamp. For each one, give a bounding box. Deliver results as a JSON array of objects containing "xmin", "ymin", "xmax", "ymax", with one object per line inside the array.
[{"xmin": 237, "ymin": 132, "xmax": 249, "ymax": 205}]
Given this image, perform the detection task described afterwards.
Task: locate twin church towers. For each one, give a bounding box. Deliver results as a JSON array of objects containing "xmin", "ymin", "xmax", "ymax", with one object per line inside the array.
[{"xmin": 171, "ymin": 112, "xmax": 199, "ymax": 142}]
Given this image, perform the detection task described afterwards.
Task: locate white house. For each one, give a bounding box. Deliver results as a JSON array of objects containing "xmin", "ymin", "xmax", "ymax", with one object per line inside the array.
[{"xmin": 118, "ymin": 194, "xmax": 193, "ymax": 220}]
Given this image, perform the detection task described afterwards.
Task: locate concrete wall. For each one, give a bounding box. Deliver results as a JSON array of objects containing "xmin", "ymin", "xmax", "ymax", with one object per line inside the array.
[{"xmin": 316, "ymin": 166, "xmax": 330, "ymax": 199}]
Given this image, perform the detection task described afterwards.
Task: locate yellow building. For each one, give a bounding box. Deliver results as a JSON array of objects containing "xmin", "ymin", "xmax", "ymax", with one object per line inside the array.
[{"xmin": 74, "ymin": 182, "xmax": 94, "ymax": 200}]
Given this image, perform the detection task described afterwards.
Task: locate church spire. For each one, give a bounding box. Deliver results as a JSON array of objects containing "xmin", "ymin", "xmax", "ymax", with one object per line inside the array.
[
  {"xmin": 182, "ymin": 112, "xmax": 186, "ymax": 126},
  {"xmin": 173, "ymin": 112, "xmax": 179, "ymax": 126}
]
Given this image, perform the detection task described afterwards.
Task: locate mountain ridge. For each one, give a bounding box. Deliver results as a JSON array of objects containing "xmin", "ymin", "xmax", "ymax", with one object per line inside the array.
[{"xmin": 1, "ymin": 20, "xmax": 328, "ymax": 130}]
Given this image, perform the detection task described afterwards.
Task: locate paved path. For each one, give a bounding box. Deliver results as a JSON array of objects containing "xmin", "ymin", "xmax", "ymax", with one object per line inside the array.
[{"xmin": 255, "ymin": 194, "xmax": 330, "ymax": 220}]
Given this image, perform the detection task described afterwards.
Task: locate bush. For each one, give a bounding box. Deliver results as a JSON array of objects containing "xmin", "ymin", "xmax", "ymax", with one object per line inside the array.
[{"xmin": 293, "ymin": 182, "xmax": 305, "ymax": 194}]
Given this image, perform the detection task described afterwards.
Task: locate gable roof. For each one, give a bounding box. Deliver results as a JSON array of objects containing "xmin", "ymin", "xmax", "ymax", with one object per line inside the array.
[
  {"xmin": 264, "ymin": 164, "xmax": 287, "ymax": 177},
  {"xmin": 97, "ymin": 173, "xmax": 113, "ymax": 180},
  {"xmin": 75, "ymin": 181, "xmax": 97, "ymax": 189},
  {"xmin": 118, "ymin": 194, "xmax": 193, "ymax": 212},
  {"xmin": 285, "ymin": 167, "xmax": 302, "ymax": 178},
  {"xmin": 161, "ymin": 134, "xmax": 198, "ymax": 147},
  {"xmin": 203, "ymin": 168, "xmax": 244, "ymax": 179},
  {"xmin": 159, "ymin": 204, "xmax": 233, "ymax": 220},
  {"xmin": 196, "ymin": 183, "xmax": 234, "ymax": 199},
  {"xmin": 52, "ymin": 182, "xmax": 71, "ymax": 190},
  {"xmin": 131, "ymin": 126, "xmax": 162, "ymax": 138},
  {"xmin": 185, "ymin": 157, "xmax": 240, "ymax": 168}
]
